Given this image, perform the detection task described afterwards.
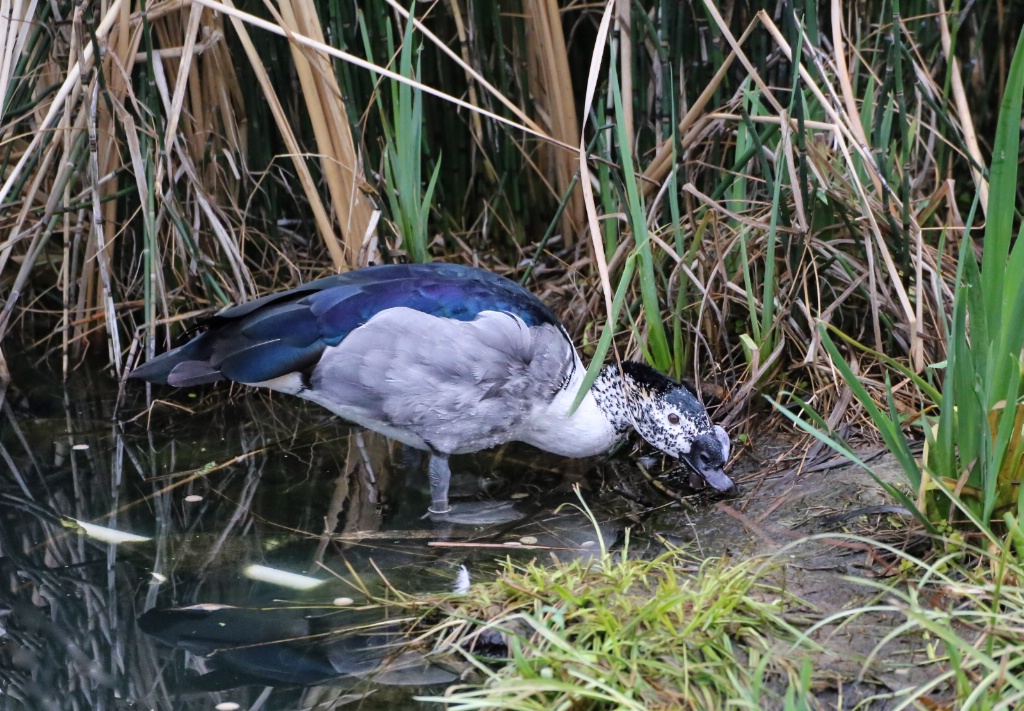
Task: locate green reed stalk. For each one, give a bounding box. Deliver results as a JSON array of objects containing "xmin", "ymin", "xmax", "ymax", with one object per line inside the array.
[
  {"xmin": 609, "ymin": 53, "xmax": 670, "ymax": 371},
  {"xmin": 365, "ymin": 5, "xmax": 440, "ymax": 264}
]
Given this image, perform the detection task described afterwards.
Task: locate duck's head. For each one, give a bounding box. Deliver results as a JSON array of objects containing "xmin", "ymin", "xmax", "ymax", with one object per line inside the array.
[{"xmin": 618, "ymin": 362, "xmax": 734, "ymax": 492}]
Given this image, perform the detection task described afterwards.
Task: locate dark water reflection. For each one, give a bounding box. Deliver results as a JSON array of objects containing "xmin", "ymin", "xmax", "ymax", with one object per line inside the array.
[{"xmin": 1, "ymin": 356, "xmax": 717, "ymax": 711}]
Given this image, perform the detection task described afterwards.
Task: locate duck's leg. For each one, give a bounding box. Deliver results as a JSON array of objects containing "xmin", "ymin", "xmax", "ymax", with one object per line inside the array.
[
  {"xmin": 427, "ymin": 454, "xmax": 452, "ymax": 515},
  {"xmin": 423, "ymin": 453, "xmax": 526, "ymax": 526}
]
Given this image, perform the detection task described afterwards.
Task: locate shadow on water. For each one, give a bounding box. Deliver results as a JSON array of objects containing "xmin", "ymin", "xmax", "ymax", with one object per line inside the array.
[{"xmin": 0, "ymin": 355, "xmax": 728, "ymax": 710}]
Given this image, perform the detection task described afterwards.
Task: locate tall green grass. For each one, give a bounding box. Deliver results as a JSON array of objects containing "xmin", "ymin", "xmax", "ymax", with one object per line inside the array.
[
  {"xmin": 778, "ymin": 27, "xmax": 1024, "ymax": 542},
  {"xmin": 363, "ymin": 6, "xmax": 441, "ymax": 264}
]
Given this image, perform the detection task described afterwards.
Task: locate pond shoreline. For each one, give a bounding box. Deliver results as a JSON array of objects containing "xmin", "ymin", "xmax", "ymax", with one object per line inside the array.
[{"xmin": 0, "ymin": 363, "xmax": 960, "ymax": 709}]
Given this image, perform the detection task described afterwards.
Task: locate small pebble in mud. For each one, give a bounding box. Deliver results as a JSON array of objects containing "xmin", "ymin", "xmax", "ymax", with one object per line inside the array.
[
  {"xmin": 519, "ymin": 536, "xmax": 538, "ymax": 545},
  {"xmin": 333, "ymin": 597, "xmax": 354, "ymax": 606},
  {"xmin": 184, "ymin": 495, "xmax": 202, "ymax": 503}
]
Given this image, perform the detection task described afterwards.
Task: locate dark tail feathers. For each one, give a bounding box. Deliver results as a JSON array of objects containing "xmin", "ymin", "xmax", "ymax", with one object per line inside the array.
[{"xmin": 129, "ymin": 337, "xmax": 223, "ymax": 387}]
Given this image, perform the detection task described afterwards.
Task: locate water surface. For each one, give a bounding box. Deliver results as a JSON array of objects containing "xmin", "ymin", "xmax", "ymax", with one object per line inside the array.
[{"xmin": 0, "ymin": 356, "xmax": 717, "ymax": 710}]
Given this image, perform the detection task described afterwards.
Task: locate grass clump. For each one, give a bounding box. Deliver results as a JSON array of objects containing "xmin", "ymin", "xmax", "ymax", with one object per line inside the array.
[
  {"xmin": 421, "ymin": 531, "xmax": 813, "ymax": 709},
  {"xmin": 814, "ymin": 532, "xmax": 1024, "ymax": 710}
]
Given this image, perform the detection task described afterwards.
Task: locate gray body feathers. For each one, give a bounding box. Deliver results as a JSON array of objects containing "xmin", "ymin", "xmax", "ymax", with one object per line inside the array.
[{"xmin": 275, "ymin": 308, "xmax": 577, "ymax": 456}]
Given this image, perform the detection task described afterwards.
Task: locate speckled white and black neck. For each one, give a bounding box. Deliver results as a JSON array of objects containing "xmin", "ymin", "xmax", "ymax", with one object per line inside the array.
[
  {"xmin": 591, "ymin": 361, "xmax": 715, "ymax": 452},
  {"xmin": 589, "ymin": 366, "xmax": 636, "ymax": 436}
]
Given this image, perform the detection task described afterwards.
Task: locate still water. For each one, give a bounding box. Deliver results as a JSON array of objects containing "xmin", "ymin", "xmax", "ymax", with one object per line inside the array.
[{"xmin": 0, "ymin": 353, "xmax": 725, "ymax": 710}]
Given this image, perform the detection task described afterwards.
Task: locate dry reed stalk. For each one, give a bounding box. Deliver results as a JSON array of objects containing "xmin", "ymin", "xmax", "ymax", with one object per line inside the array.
[
  {"xmin": 442, "ymin": 0, "xmax": 485, "ymax": 157},
  {"xmin": 830, "ymin": 0, "xmax": 873, "ymax": 187},
  {"xmin": 60, "ymin": 28, "xmax": 75, "ymax": 377},
  {"xmin": 141, "ymin": 2, "xmax": 252, "ymax": 296},
  {"xmin": 579, "ymin": 1, "xmax": 617, "ymax": 322},
  {"xmin": 156, "ymin": 6, "xmax": 203, "ymax": 164},
  {"xmin": 218, "ymin": 0, "xmax": 341, "ymax": 268},
  {"xmin": 195, "ymin": 0, "xmax": 563, "ymax": 147},
  {"xmin": 86, "ymin": 78, "xmax": 123, "ymax": 373},
  {"xmin": 641, "ymin": 21, "xmax": 755, "ymax": 188},
  {"xmin": 771, "ymin": 14, "xmax": 922, "ymax": 367},
  {"xmin": 267, "ymin": 0, "xmax": 373, "ymax": 268},
  {"xmin": 524, "ymin": 0, "xmax": 583, "ymax": 246},
  {"xmin": 0, "ymin": 0, "xmax": 123, "ymax": 208},
  {"xmin": 92, "ymin": 1, "xmax": 143, "ymax": 361},
  {"xmin": 779, "ymin": 113, "xmax": 807, "ymax": 232},
  {"xmin": 0, "ymin": 0, "xmax": 38, "ymax": 114},
  {"xmin": 937, "ymin": 0, "xmax": 989, "ymax": 215},
  {"xmin": 392, "ymin": 0, "xmax": 546, "ymax": 137}
]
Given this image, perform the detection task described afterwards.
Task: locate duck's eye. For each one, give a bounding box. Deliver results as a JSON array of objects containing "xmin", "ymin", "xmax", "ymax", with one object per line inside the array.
[{"xmin": 667, "ymin": 413, "xmax": 680, "ymax": 425}]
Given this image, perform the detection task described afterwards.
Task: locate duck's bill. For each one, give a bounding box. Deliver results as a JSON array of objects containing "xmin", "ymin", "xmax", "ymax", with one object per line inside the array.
[{"xmin": 702, "ymin": 467, "xmax": 735, "ymax": 492}]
